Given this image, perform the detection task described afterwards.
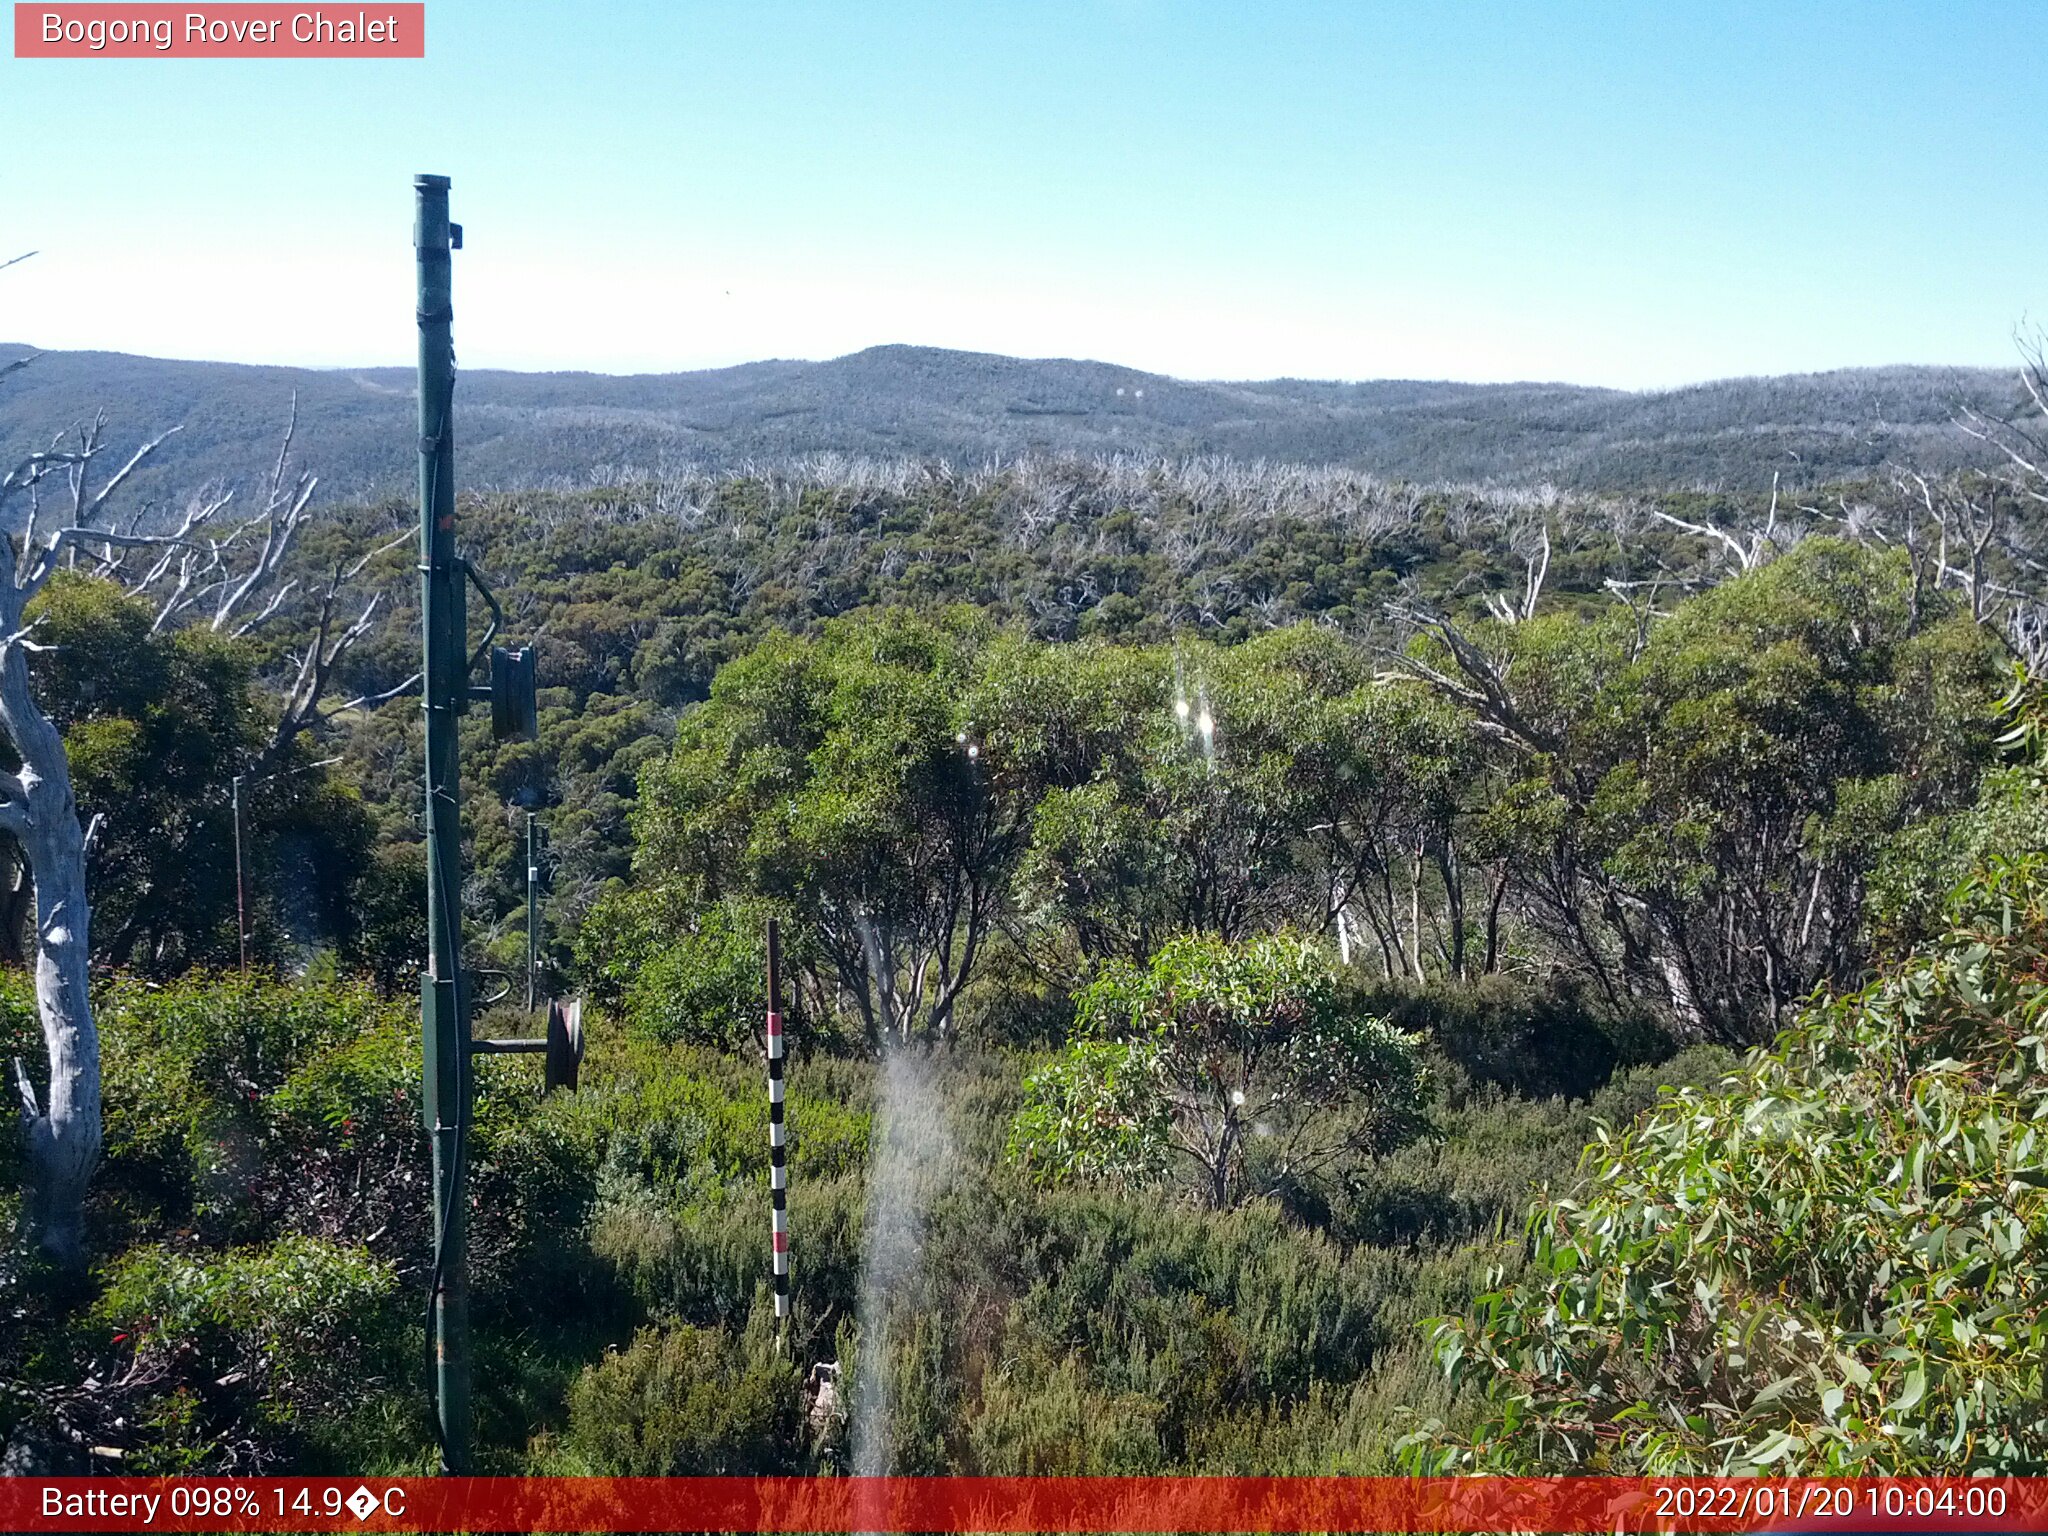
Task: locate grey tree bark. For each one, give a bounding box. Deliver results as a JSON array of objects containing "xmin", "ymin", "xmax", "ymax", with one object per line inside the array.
[
  {"xmin": 4, "ymin": 703, "xmax": 94, "ymax": 1267},
  {"xmin": 0, "ymin": 408, "xmax": 172, "ymax": 1266}
]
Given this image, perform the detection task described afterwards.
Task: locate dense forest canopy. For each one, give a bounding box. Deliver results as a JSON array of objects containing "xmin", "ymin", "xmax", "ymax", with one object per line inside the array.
[{"xmin": 6, "ymin": 366, "xmax": 2048, "ymax": 1475}]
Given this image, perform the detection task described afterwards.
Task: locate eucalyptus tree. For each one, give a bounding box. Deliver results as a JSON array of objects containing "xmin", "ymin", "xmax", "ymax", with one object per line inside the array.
[
  {"xmin": 1386, "ymin": 539, "xmax": 2007, "ymax": 1040},
  {"xmin": 16, "ymin": 572, "xmax": 375, "ymax": 975},
  {"xmin": 1009, "ymin": 933, "xmax": 1427, "ymax": 1209},
  {"xmin": 633, "ymin": 607, "xmax": 1028, "ymax": 1043},
  {"xmin": 0, "ymin": 324, "xmax": 393, "ymax": 1259},
  {"xmin": 985, "ymin": 629, "xmax": 1369, "ymax": 961},
  {"xmin": 982, "ymin": 625, "xmax": 1480, "ymax": 981},
  {"xmin": 0, "ymin": 407, "xmax": 181, "ymax": 1264}
]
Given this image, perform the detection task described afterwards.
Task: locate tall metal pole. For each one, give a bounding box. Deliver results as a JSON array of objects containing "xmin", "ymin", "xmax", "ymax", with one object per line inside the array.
[
  {"xmin": 231, "ymin": 774, "xmax": 249, "ymax": 975},
  {"xmin": 416, "ymin": 172, "xmax": 471, "ymax": 1474},
  {"xmin": 525, "ymin": 811, "xmax": 538, "ymax": 1014}
]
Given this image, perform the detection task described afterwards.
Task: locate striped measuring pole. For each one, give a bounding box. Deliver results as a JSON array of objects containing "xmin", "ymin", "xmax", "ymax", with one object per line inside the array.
[{"xmin": 766, "ymin": 919, "xmax": 790, "ymax": 1335}]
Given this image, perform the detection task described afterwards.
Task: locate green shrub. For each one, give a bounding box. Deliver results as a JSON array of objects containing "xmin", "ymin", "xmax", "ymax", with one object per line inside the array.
[
  {"xmin": 9, "ymin": 976, "xmax": 432, "ymax": 1473},
  {"xmin": 101, "ymin": 971, "xmax": 392, "ymax": 1098},
  {"xmin": 1866, "ymin": 761, "xmax": 2048, "ymax": 949},
  {"xmin": 1007, "ymin": 1039, "xmax": 1171, "ymax": 1189},
  {"xmin": 1409, "ymin": 856, "xmax": 2048, "ymax": 1473},
  {"xmin": 622, "ymin": 902, "xmax": 767, "ymax": 1051},
  {"xmin": 97, "ymin": 1232, "xmax": 393, "ymax": 1358},
  {"xmin": 561, "ymin": 1309, "xmax": 800, "ymax": 1473},
  {"xmin": 94, "ymin": 1234, "xmax": 405, "ymax": 1440},
  {"xmin": 931, "ymin": 1180, "xmax": 1509, "ymax": 1471},
  {"xmin": 969, "ymin": 1351, "xmax": 1166, "ymax": 1473},
  {"xmin": 1333, "ymin": 1046, "xmax": 1734, "ymax": 1249},
  {"xmin": 571, "ymin": 1039, "xmax": 869, "ymax": 1192},
  {"xmin": 1018, "ymin": 933, "xmax": 1427, "ymax": 1208},
  {"xmin": 91, "ymin": 973, "xmax": 419, "ymax": 1244},
  {"xmin": 568, "ymin": 1040, "xmax": 872, "ymax": 1337},
  {"xmin": 466, "ymin": 1057, "xmax": 608, "ymax": 1316}
]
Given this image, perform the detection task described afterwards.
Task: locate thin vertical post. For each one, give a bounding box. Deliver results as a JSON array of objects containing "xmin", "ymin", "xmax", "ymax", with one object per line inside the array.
[
  {"xmin": 766, "ymin": 918, "xmax": 789, "ymax": 1340},
  {"xmin": 231, "ymin": 774, "xmax": 248, "ymax": 975},
  {"xmin": 416, "ymin": 171, "xmax": 470, "ymax": 1475},
  {"xmin": 525, "ymin": 811, "xmax": 538, "ymax": 1014}
]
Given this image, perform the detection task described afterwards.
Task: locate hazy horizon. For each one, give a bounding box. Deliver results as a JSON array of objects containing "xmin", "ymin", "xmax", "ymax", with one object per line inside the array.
[{"xmin": 0, "ymin": 333, "xmax": 2024, "ymax": 399}]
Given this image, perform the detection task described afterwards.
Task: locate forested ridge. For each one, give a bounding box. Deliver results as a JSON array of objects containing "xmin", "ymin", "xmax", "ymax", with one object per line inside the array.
[
  {"xmin": 0, "ymin": 342, "xmax": 2022, "ymax": 502},
  {"xmin": 5, "ymin": 394, "xmax": 2048, "ymax": 1473}
]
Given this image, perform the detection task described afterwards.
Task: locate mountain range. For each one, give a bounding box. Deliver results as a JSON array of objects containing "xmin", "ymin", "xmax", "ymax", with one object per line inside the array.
[{"xmin": 0, "ymin": 341, "xmax": 2022, "ymax": 505}]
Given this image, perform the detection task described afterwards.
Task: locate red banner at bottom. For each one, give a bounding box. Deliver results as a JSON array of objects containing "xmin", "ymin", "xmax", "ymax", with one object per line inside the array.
[{"xmin": 8, "ymin": 1476, "xmax": 2044, "ymax": 1533}]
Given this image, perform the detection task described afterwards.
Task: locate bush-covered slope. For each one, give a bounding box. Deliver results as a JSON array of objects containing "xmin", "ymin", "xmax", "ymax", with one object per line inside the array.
[
  {"xmin": 0, "ymin": 342, "xmax": 2017, "ymax": 501},
  {"xmin": 1412, "ymin": 726, "xmax": 2048, "ymax": 1473}
]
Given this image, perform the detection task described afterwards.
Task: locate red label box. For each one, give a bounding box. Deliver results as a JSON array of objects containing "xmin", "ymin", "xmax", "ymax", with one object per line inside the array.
[{"xmin": 14, "ymin": 4, "xmax": 424, "ymax": 57}]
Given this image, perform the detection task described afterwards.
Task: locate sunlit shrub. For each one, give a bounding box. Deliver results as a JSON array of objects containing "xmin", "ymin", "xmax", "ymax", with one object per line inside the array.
[
  {"xmin": 562, "ymin": 1308, "xmax": 800, "ymax": 1473},
  {"xmin": 93, "ymin": 1234, "xmax": 405, "ymax": 1445},
  {"xmin": 1409, "ymin": 856, "xmax": 2048, "ymax": 1473},
  {"xmin": 621, "ymin": 902, "xmax": 767, "ymax": 1051},
  {"xmin": 1011, "ymin": 934, "xmax": 1426, "ymax": 1208}
]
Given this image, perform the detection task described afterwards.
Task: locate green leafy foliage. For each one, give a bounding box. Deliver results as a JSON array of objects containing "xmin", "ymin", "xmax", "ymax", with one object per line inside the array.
[
  {"xmin": 6, "ymin": 973, "xmax": 613, "ymax": 1473},
  {"xmin": 619, "ymin": 902, "xmax": 769, "ymax": 1051},
  {"xmin": 937, "ymin": 1179, "xmax": 1497, "ymax": 1473},
  {"xmin": 1, "ymin": 960, "xmax": 1724, "ymax": 1478},
  {"xmin": 93, "ymin": 1235, "xmax": 401, "ymax": 1426},
  {"xmin": 21, "ymin": 574, "xmax": 375, "ymax": 974},
  {"xmin": 558, "ymin": 1310, "xmax": 800, "ymax": 1474},
  {"xmin": 1412, "ymin": 850, "xmax": 2048, "ymax": 1472},
  {"xmin": 1017, "ymin": 935, "xmax": 1427, "ymax": 1208},
  {"xmin": 1413, "ymin": 540, "xmax": 2006, "ymax": 1038},
  {"xmin": 1348, "ymin": 974, "xmax": 1671, "ymax": 1103},
  {"xmin": 984, "ymin": 626, "xmax": 1467, "ymax": 971},
  {"xmin": 1331, "ymin": 1046, "xmax": 1734, "ymax": 1250},
  {"xmin": 630, "ymin": 608, "xmax": 1021, "ymax": 1043},
  {"xmin": 1008, "ymin": 1039, "xmax": 1172, "ymax": 1190},
  {"xmin": 609, "ymin": 543, "xmax": 2004, "ymax": 1061},
  {"xmin": 1865, "ymin": 672, "xmax": 2048, "ymax": 947}
]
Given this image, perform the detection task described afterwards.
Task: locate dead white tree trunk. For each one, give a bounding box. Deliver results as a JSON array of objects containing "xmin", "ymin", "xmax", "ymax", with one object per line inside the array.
[
  {"xmin": 1483, "ymin": 517, "xmax": 1551, "ymax": 624},
  {"xmin": 100, "ymin": 398, "xmax": 418, "ymax": 769},
  {"xmin": 3, "ymin": 661, "xmax": 95, "ymax": 1268},
  {"xmin": 1, "ymin": 415, "xmax": 182, "ymax": 1266},
  {"xmin": 1651, "ymin": 472, "xmax": 1789, "ymax": 575}
]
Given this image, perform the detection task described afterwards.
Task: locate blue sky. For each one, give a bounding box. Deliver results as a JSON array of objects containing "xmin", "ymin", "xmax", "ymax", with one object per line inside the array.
[{"xmin": 2, "ymin": 1, "xmax": 2042, "ymax": 386}]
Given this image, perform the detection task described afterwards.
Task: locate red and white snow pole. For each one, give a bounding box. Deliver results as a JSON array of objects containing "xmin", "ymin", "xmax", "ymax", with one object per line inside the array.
[{"xmin": 766, "ymin": 918, "xmax": 790, "ymax": 1338}]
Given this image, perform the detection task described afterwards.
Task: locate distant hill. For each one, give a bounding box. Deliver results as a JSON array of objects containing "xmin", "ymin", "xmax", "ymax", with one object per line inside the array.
[{"xmin": 0, "ymin": 342, "xmax": 2023, "ymax": 506}]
